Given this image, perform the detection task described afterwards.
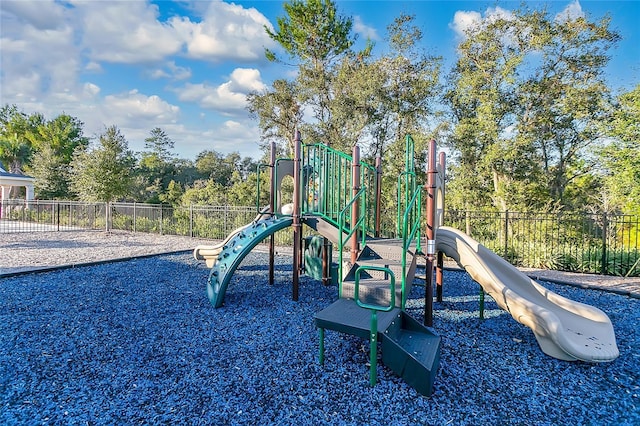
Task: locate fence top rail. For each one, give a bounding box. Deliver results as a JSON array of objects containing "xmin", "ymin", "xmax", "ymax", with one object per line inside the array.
[{"xmin": 445, "ymin": 209, "xmax": 638, "ymax": 220}]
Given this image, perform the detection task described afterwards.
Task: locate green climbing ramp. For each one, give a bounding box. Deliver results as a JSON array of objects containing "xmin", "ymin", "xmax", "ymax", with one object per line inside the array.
[{"xmin": 207, "ymin": 215, "xmax": 293, "ymax": 308}]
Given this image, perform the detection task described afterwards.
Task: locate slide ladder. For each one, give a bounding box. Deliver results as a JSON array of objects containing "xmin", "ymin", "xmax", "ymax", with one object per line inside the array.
[{"xmin": 206, "ymin": 215, "xmax": 293, "ymax": 308}]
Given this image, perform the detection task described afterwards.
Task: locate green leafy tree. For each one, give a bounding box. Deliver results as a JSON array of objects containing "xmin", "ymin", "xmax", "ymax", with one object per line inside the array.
[
  {"xmin": 30, "ymin": 145, "xmax": 70, "ymax": 199},
  {"xmin": 194, "ymin": 150, "xmax": 257, "ymax": 187},
  {"xmin": 597, "ymin": 84, "xmax": 640, "ymax": 214},
  {"xmin": 27, "ymin": 114, "xmax": 89, "ymax": 199},
  {"xmin": 181, "ymin": 179, "xmax": 228, "ymax": 206},
  {"xmin": 70, "ymin": 125, "xmax": 136, "ymax": 202},
  {"xmin": 137, "ymin": 127, "xmax": 177, "ymax": 203},
  {"xmin": 445, "ymin": 7, "xmax": 619, "ymax": 211},
  {"xmin": 247, "ymin": 79, "xmax": 302, "ymax": 154},
  {"xmin": 0, "ymin": 105, "xmax": 43, "ymax": 175},
  {"xmin": 159, "ymin": 180, "xmax": 184, "ymax": 206},
  {"xmin": 260, "ymin": 0, "xmax": 362, "ymax": 151}
]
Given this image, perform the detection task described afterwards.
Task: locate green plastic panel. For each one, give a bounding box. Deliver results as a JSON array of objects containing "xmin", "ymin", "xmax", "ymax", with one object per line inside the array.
[{"xmin": 207, "ymin": 216, "xmax": 293, "ymax": 308}]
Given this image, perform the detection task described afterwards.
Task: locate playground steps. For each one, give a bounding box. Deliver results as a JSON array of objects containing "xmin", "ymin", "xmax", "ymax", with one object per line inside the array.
[
  {"xmin": 380, "ymin": 310, "xmax": 441, "ymax": 396},
  {"xmin": 341, "ymin": 239, "xmax": 418, "ymax": 308},
  {"xmin": 314, "ymin": 299, "xmax": 441, "ymax": 396}
]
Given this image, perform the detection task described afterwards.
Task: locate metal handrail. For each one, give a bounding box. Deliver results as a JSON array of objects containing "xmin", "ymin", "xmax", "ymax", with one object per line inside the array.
[
  {"xmin": 337, "ymin": 186, "xmax": 368, "ymax": 291},
  {"xmin": 354, "ymin": 265, "xmax": 396, "ymax": 387},
  {"xmin": 401, "ymin": 187, "xmax": 422, "ymax": 308}
]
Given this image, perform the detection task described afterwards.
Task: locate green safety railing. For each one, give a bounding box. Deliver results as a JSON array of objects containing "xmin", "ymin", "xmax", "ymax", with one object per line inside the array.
[
  {"xmin": 354, "ymin": 265, "xmax": 396, "ymax": 387},
  {"xmin": 397, "ymin": 135, "xmax": 417, "ymax": 238},
  {"xmin": 302, "ymin": 143, "xmax": 378, "ymax": 235},
  {"xmin": 337, "ymin": 186, "xmax": 368, "ymax": 291},
  {"xmin": 401, "ymin": 187, "xmax": 422, "ymax": 308}
]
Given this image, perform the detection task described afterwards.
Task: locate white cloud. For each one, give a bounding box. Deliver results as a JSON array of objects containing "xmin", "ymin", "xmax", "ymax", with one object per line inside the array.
[
  {"xmin": 148, "ymin": 62, "xmax": 192, "ymax": 81},
  {"xmin": 450, "ymin": 7, "xmax": 513, "ymax": 39},
  {"xmin": 174, "ymin": 68, "xmax": 267, "ymax": 113},
  {"xmin": 173, "ymin": 1, "xmax": 275, "ymax": 62},
  {"xmin": 555, "ymin": 0, "xmax": 585, "ymax": 23},
  {"xmin": 450, "ymin": 10, "xmax": 482, "ymax": 38},
  {"xmin": 83, "ymin": 83, "xmax": 100, "ymax": 98},
  {"xmin": 0, "ymin": 17, "xmax": 79, "ymax": 100},
  {"xmin": 104, "ymin": 90, "xmax": 180, "ymax": 123},
  {"xmin": 0, "ymin": 0, "xmax": 66, "ymax": 30},
  {"xmin": 197, "ymin": 118, "xmax": 263, "ymax": 157},
  {"xmin": 0, "ymin": 1, "xmax": 275, "ymax": 160},
  {"xmin": 73, "ymin": 1, "xmax": 182, "ymax": 63},
  {"xmin": 354, "ymin": 16, "xmax": 379, "ymax": 41}
]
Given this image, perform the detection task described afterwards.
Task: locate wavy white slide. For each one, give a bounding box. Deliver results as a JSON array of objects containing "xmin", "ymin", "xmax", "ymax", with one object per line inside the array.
[{"xmin": 436, "ymin": 226, "xmax": 619, "ymax": 362}]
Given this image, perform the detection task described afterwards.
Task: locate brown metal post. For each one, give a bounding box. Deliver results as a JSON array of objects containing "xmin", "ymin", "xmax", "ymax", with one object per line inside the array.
[
  {"xmin": 375, "ymin": 156, "xmax": 382, "ymax": 238},
  {"xmin": 269, "ymin": 142, "xmax": 276, "ymax": 285},
  {"xmin": 351, "ymin": 146, "xmax": 361, "ymax": 264},
  {"xmin": 424, "ymin": 139, "xmax": 438, "ymax": 326},
  {"xmin": 292, "ymin": 131, "xmax": 302, "ymax": 301}
]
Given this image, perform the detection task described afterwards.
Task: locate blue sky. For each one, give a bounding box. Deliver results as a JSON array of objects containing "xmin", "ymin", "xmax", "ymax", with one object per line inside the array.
[{"xmin": 1, "ymin": 0, "xmax": 638, "ymax": 160}]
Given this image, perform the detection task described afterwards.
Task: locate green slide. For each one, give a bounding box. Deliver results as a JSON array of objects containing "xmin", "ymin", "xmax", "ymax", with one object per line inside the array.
[{"xmin": 207, "ymin": 215, "xmax": 293, "ymax": 308}]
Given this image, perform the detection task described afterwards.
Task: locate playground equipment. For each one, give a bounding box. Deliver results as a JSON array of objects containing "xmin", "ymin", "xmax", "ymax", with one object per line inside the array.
[{"xmin": 194, "ymin": 132, "xmax": 618, "ymax": 397}]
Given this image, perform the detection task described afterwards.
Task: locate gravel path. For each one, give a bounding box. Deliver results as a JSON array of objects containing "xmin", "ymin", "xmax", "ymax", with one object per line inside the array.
[{"xmin": 0, "ymin": 230, "xmax": 199, "ymax": 275}]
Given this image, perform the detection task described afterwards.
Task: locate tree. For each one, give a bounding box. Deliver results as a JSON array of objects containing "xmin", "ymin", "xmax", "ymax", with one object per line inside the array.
[
  {"xmin": 27, "ymin": 114, "xmax": 89, "ymax": 199},
  {"xmin": 247, "ymin": 79, "xmax": 302, "ymax": 154},
  {"xmin": 70, "ymin": 125, "xmax": 136, "ymax": 202},
  {"xmin": 445, "ymin": 7, "xmax": 620, "ymax": 211},
  {"xmin": 597, "ymin": 84, "xmax": 640, "ymax": 214},
  {"xmin": 137, "ymin": 127, "xmax": 177, "ymax": 203},
  {"xmin": 159, "ymin": 180, "xmax": 184, "ymax": 206},
  {"xmin": 259, "ymin": 0, "xmax": 363, "ymax": 151},
  {"xmin": 372, "ymin": 14, "xmax": 442, "ymax": 158},
  {"xmin": 30, "ymin": 145, "xmax": 70, "ymax": 199},
  {"xmin": 180, "ymin": 179, "xmax": 228, "ymax": 206},
  {"xmin": 144, "ymin": 127, "xmax": 175, "ymax": 161},
  {"xmin": 194, "ymin": 150, "xmax": 257, "ymax": 187},
  {"xmin": 0, "ymin": 105, "xmax": 42, "ymax": 175}
]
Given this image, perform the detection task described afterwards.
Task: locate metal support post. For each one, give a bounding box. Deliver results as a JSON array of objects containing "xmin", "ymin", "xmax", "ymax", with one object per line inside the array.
[
  {"xmin": 269, "ymin": 141, "xmax": 276, "ymax": 286},
  {"xmin": 351, "ymin": 146, "xmax": 361, "ymax": 264},
  {"xmin": 292, "ymin": 131, "xmax": 302, "ymax": 301},
  {"xmin": 424, "ymin": 139, "xmax": 438, "ymax": 327}
]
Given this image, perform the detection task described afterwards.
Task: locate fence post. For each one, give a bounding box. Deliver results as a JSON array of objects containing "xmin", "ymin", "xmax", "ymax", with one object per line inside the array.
[
  {"xmin": 190, "ymin": 203, "xmax": 194, "ymax": 238},
  {"xmin": 159, "ymin": 203, "xmax": 163, "ymax": 235},
  {"xmin": 56, "ymin": 201, "xmax": 60, "ymax": 232},
  {"xmin": 601, "ymin": 212, "xmax": 608, "ymax": 275},
  {"xmin": 504, "ymin": 210, "xmax": 509, "ymax": 261}
]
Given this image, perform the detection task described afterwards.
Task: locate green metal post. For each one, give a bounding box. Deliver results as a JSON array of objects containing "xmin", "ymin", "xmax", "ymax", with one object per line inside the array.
[
  {"xmin": 369, "ymin": 311, "xmax": 378, "ymax": 387},
  {"xmin": 292, "ymin": 131, "xmax": 302, "ymax": 301}
]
